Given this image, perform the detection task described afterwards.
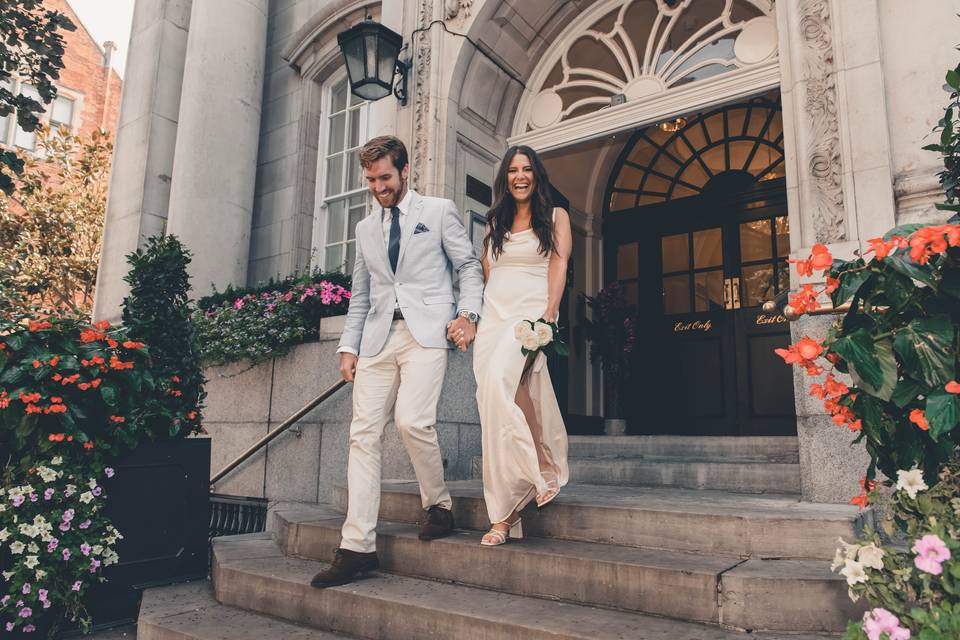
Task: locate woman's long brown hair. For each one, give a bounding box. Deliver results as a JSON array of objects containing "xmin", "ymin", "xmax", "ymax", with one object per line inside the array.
[{"xmin": 486, "ymin": 145, "xmax": 555, "ymax": 259}]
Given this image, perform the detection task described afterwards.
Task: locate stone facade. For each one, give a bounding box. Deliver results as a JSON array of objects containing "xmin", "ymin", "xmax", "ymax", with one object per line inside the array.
[{"xmin": 96, "ymin": 0, "xmax": 960, "ymax": 504}]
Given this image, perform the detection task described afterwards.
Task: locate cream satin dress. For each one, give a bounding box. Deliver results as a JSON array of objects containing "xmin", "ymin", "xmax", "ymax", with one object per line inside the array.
[{"xmin": 473, "ymin": 216, "xmax": 570, "ymax": 528}]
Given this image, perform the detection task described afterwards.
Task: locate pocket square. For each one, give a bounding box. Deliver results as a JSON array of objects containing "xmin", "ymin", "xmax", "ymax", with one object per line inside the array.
[{"xmin": 414, "ymin": 222, "xmax": 430, "ymax": 234}]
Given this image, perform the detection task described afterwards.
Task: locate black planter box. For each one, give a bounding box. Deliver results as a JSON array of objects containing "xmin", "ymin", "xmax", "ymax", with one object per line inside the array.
[{"xmin": 76, "ymin": 438, "xmax": 211, "ymax": 632}]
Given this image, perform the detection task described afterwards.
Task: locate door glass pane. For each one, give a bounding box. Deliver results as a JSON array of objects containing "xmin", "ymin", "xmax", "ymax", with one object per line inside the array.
[
  {"xmin": 325, "ymin": 155, "xmax": 344, "ymax": 196},
  {"xmin": 663, "ymin": 274, "xmax": 691, "ymax": 314},
  {"xmin": 776, "ymin": 261, "xmax": 789, "ymax": 294},
  {"xmin": 617, "ymin": 242, "xmax": 638, "ymax": 279},
  {"xmin": 775, "ymin": 216, "xmax": 789, "ymax": 257},
  {"xmin": 692, "ymin": 228, "xmax": 722, "ymax": 268},
  {"xmin": 661, "ymin": 233, "xmax": 689, "ymax": 273},
  {"xmin": 622, "ymin": 280, "xmax": 639, "ymax": 308},
  {"xmin": 326, "ymin": 199, "xmax": 346, "ymax": 243},
  {"xmin": 694, "ymin": 271, "xmax": 724, "ymax": 312},
  {"xmin": 742, "ymin": 264, "xmax": 774, "ymax": 307},
  {"xmin": 740, "ymin": 219, "xmax": 772, "ymax": 262}
]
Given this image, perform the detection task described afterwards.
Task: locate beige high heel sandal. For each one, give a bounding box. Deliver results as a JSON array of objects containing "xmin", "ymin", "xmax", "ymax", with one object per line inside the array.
[
  {"xmin": 480, "ymin": 517, "xmax": 523, "ymax": 547},
  {"xmin": 536, "ymin": 470, "xmax": 560, "ymax": 509}
]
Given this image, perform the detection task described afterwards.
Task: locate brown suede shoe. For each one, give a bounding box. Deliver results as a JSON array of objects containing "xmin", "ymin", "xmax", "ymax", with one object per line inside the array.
[
  {"xmin": 418, "ymin": 504, "xmax": 454, "ymax": 540},
  {"xmin": 309, "ymin": 548, "xmax": 379, "ymax": 588}
]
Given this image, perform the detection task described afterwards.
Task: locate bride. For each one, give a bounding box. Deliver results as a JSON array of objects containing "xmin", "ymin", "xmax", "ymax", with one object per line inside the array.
[{"xmin": 468, "ymin": 145, "xmax": 571, "ymax": 546}]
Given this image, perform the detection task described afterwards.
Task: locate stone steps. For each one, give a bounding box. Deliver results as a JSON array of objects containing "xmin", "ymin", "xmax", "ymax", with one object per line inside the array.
[
  {"xmin": 565, "ymin": 456, "xmax": 802, "ymax": 493},
  {"xmin": 567, "ymin": 436, "xmax": 800, "ymax": 462},
  {"xmin": 332, "ymin": 480, "xmax": 864, "ymax": 560},
  {"xmin": 271, "ymin": 504, "xmax": 862, "ymax": 631},
  {"xmin": 212, "ymin": 534, "xmax": 840, "ymax": 639},
  {"xmin": 138, "ymin": 580, "xmax": 349, "ymax": 640}
]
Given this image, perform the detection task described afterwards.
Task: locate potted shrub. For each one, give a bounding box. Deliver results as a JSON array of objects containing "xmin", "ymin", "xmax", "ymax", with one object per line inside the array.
[{"xmin": 580, "ymin": 282, "xmax": 637, "ymax": 435}]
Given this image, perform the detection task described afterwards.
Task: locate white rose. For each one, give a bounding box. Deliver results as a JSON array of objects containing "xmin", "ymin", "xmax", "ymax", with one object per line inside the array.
[
  {"xmin": 895, "ymin": 468, "xmax": 928, "ymax": 499},
  {"xmin": 23, "ymin": 555, "xmax": 39, "ymax": 569},
  {"xmin": 521, "ymin": 330, "xmax": 540, "ymax": 351},
  {"xmin": 857, "ymin": 544, "xmax": 884, "ymax": 571},
  {"xmin": 840, "ymin": 559, "xmax": 868, "ymax": 586},
  {"xmin": 514, "ymin": 321, "xmax": 529, "ymax": 339},
  {"xmin": 533, "ymin": 322, "xmax": 553, "ymax": 347},
  {"xmin": 9, "ymin": 541, "xmax": 24, "ymax": 555}
]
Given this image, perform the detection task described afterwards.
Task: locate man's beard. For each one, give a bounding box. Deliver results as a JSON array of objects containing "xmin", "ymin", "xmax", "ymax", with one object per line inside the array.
[{"xmin": 378, "ymin": 177, "xmax": 407, "ymax": 208}]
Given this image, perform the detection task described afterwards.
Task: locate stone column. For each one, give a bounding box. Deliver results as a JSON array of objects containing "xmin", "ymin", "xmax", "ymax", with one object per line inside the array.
[
  {"xmin": 92, "ymin": 0, "xmax": 193, "ymax": 323},
  {"xmin": 165, "ymin": 0, "xmax": 268, "ymax": 296}
]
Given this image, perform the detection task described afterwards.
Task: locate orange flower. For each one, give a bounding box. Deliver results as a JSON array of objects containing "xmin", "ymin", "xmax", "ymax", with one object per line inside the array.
[
  {"xmin": 66, "ymin": 435, "xmax": 73, "ymax": 442},
  {"xmin": 45, "ymin": 405, "xmax": 67, "ymax": 414},
  {"xmin": 945, "ymin": 380, "xmax": 960, "ymax": 394},
  {"xmin": 83, "ymin": 441, "xmax": 94, "ymax": 450},
  {"xmin": 107, "ymin": 339, "xmax": 118, "ymax": 349},
  {"xmin": 18, "ymin": 392, "xmax": 41, "ymax": 404},
  {"xmin": 77, "ymin": 383, "xmax": 90, "ymax": 391},
  {"xmin": 32, "ymin": 360, "xmax": 41, "ymax": 368},
  {"xmin": 79, "ymin": 329, "xmax": 105, "ymax": 343},
  {"xmin": 90, "ymin": 378, "xmax": 102, "ymax": 388},
  {"xmin": 186, "ymin": 411, "xmax": 197, "ymax": 420},
  {"xmin": 95, "ymin": 320, "xmax": 110, "ymax": 331},
  {"xmin": 47, "ymin": 433, "xmax": 58, "ymax": 442},
  {"xmin": 48, "ymin": 356, "xmax": 59, "ymax": 367},
  {"xmin": 60, "ymin": 374, "xmax": 80, "ymax": 385},
  {"xmin": 788, "ymin": 284, "xmax": 820, "ymax": 314},
  {"xmin": 809, "ymin": 244, "xmax": 833, "ymax": 270},
  {"xmin": 850, "ymin": 492, "xmax": 870, "ymax": 510},
  {"xmin": 825, "ymin": 275, "xmax": 840, "ymax": 294},
  {"xmin": 0, "ymin": 391, "xmax": 9, "ymax": 409},
  {"xmin": 909, "ymin": 408, "xmax": 930, "ymax": 431},
  {"xmin": 28, "ymin": 320, "xmax": 52, "ymax": 332},
  {"xmin": 123, "ymin": 341, "xmax": 145, "ymax": 349},
  {"xmin": 908, "ymin": 225, "xmax": 954, "ymax": 264},
  {"xmin": 168, "ymin": 389, "xmax": 183, "ymax": 397},
  {"xmin": 25, "ymin": 404, "xmax": 43, "ymax": 414},
  {"xmin": 50, "ymin": 396, "xmax": 62, "ymax": 403},
  {"xmin": 110, "ymin": 415, "xmax": 125, "ymax": 423},
  {"xmin": 52, "ymin": 374, "xmax": 62, "ymax": 382},
  {"xmin": 109, "ymin": 356, "xmax": 134, "ymax": 370},
  {"xmin": 0, "ymin": 342, "xmax": 6, "ymax": 350}
]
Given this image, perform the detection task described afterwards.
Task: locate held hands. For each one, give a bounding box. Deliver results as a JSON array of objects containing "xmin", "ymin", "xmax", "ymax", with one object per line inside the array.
[
  {"xmin": 339, "ymin": 352, "xmax": 358, "ymax": 382},
  {"xmin": 446, "ymin": 316, "xmax": 477, "ymax": 352}
]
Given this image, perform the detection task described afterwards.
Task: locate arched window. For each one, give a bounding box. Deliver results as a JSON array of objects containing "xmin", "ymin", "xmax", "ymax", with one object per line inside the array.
[{"xmin": 606, "ymin": 92, "xmax": 783, "ymax": 212}]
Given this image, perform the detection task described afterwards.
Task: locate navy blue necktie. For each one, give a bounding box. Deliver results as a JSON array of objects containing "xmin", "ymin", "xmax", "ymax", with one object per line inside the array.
[{"xmin": 388, "ymin": 206, "xmax": 401, "ymax": 273}]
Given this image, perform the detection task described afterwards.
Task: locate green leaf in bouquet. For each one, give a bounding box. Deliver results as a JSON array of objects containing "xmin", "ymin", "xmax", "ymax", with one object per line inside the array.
[
  {"xmin": 832, "ymin": 329, "xmax": 891, "ymax": 391},
  {"xmin": 926, "ymin": 390, "xmax": 960, "ymax": 439},
  {"xmin": 940, "ymin": 266, "xmax": 960, "ymax": 300},
  {"xmin": 5, "ymin": 333, "xmax": 27, "ymax": 351},
  {"xmin": 554, "ymin": 342, "xmax": 570, "ymax": 357},
  {"xmin": 894, "ymin": 315, "xmax": 955, "ymax": 387}
]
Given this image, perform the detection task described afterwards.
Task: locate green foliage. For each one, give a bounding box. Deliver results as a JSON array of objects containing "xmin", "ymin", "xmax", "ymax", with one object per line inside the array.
[
  {"xmin": 0, "ymin": 0, "xmax": 76, "ymax": 195},
  {"xmin": 120, "ymin": 235, "xmax": 205, "ymax": 438},
  {"xmin": 0, "ymin": 128, "xmax": 112, "ymax": 321},
  {"xmin": 580, "ymin": 282, "xmax": 637, "ymax": 417},
  {"xmin": 922, "ymin": 63, "xmax": 960, "ymax": 214},
  {"xmin": 193, "ymin": 270, "xmax": 351, "ymax": 367}
]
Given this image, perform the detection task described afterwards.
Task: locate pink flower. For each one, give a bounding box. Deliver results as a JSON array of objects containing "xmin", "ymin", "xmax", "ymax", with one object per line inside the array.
[
  {"xmin": 29, "ymin": 493, "xmax": 37, "ymax": 502},
  {"xmin": 233, "ymin": 298, "xmax": 245, "ymax": 310},
  {"xmin": 61, "ymin": 549, "xmax": 70, "ymax": 561},
  {"xmin": 62, "ymin": 509, "xmax": 74, "ymax": 523},
  {"xmin": 37, "ymin": 589, "xmax": 47, "ymax": 602},
  {"xmin": 12, "ymin": 495, "xmax": 24, "ymax": 507},
  {"xmin": 80, "ymin": 543, "xmax": 91, "ymax": 556},
  {"xmin": 19, "ymin": 607, "xmax": 32, "ymax": 618},
  {"xmin": 23, "ymin": 624, "xmax": 36, "ymax": 632},
  {"xmin": 78, "ymin": 520, "xmax": 91, "ymax": 530},
  {"xmin": 21, "ymin": 583, "xmax": 30, "ymax": 594},
  {"xmin": 913, "ymin": 534, "xmax": 951, "ymax": 575},
  {"xmin": 71, "ymin": 581, "xmax": 81, "ymax": 592},
  {"xmin": 1, "ymin": 595, "xmax": 9, "ymax": 606},
  {"xmin": 5, "ymin": 623, "xmax": 12, "ymax": 632},
  {"xmin": 43, "ymin": 489, "xmax": 54, "ymax": 501},
  {"xmin": 58, "ymin": 522, "xmax": 70, "ymax": 532},
  {"xmin": 104, "ymin": 467, "xmax": 115, "ymax": 478},
  {"xmin": 47, "ymin": 539, "xmax": 59, "ymax": 552},
  {"xmin": 89, "ymin": 558, "xmax": 101, "ymax": 572},
  {"xmin": 863, "ymin": 607, "xmax": 910, "ymax": 640}
]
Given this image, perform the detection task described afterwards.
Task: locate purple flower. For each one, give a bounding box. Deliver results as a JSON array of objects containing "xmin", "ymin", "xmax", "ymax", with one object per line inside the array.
[
  {"xmin": 71, "ymin": 581, "xmax": 81, "ymax": 592},
  {"xmin": 863, "ymin": 607, "xmax": 910, "ymax": 640},
  {"xmin": 18, "ymin": 607, "xmax": 31, "ymax": 618},
  {"xmin": 92, "ymin": 487, "xmax": 102, "ymax": 497},
  {"xmin": 61, "ymin": 549, "xmax": 70, "ymax": 561},
  {"xmin": 104, "ymin": 468, "xmax": 114, "ymax": 478},
  {"xmin": 913, "ymin": 534, "xmax": 951, "ymax": 575},
  {"xmin": 62, "ymin": 509, "xmax": 74, "ymax": 523},
  {"xmin": 20, "ymin": 584, "xmax": 29, "ymax": 595},
  {"xmin": 58, "ymin": 522, "xmax": 70, "ymax": 532},
  {"xmin": 78, "ymin": 520, "xmax": 91, "ymax": 530},
  {"xmin": 47, "ymin": 539, "xmax": 59, "ymax": 552},
  {"xmin": 89, "ymin": 558, "xmax": 101, "ymax": 572},
  {"xmin": 2, "ymin": 595, "xmax": 9, "ymax": 606},
  {"xmin": 80, "ymin": 543, "xmax": 91, "ymax": 556},
  {"xmin": 41, "ymin": 601, "xmax": 50, "ymax": 609},
  {"xmin": 5, "ymin": 623, "xmax": 13, "ymax": 632},
  {"xmin": 23, "ymin": 624, "xmax": 36, "ymax": 632},
  {"xmin": 233, "ymin": 298, "xmax": 245, "ymax": 310},
  {"xmin": 43, "ymin": 489, "xmax": 54, "ymax": 501},
  {"xmin": 37, "ymin": 590, "xmax": 46, "ymax": 602},
  {"xmin": 12, "ymin": 495, "xmax": 24, "ymax": 507},
  {"xmin": 29, "ymin": 493, "xmax": 37, "ymax": 502}
]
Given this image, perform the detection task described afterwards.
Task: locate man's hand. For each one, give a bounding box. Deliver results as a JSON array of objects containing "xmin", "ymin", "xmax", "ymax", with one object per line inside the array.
[
  {"xmin": 339, "ymin": 352, "xmax": 358, "ymax": 382},
  {"xmin": 446, "ymin": 316, "xmax": 476, "ymax": 352}
]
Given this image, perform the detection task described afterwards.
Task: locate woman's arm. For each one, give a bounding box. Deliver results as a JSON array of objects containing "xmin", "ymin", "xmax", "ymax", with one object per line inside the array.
[
  {"xmin": 543, "ymin": 208, "xmax": 572, "ymax": 322},
  {"xmin": 481, "ymin": 225, "xmax": 492, "ymax": 284}
]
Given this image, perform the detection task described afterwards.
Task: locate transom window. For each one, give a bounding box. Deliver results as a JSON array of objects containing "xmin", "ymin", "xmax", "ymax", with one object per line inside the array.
[
  {"xmin": 607, "ymin": 92, "xmax": 783, "ymax": 211},
  {"xmin": 320, "ymin": 77, "xmax": 369, "ymax": 274}
]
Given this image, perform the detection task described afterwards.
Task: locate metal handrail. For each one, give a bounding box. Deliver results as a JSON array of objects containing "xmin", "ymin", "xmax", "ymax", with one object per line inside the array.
[
  {"xmin": 762, "ymin": 292, "xmax": 851, "ymax": 319},
  {"xmin": 209, "ymin": 379, "xmax": 347, "ymax": 488}
]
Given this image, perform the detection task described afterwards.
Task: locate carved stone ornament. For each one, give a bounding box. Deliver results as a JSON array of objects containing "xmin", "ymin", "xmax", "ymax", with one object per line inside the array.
[
  {"xmin": 412, "ymin": 0, "xmax": 434, "ymax": 191},
  {"xmin": 798, "ymin": 0, "xmax": 846, "ymax": 243},
  {"xmin": 445, "ymin": 0, "xmax": 472, "ymax": 19}
]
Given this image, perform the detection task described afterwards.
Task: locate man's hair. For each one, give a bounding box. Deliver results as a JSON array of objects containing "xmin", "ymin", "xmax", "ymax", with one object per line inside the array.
[{"xmin": 359, "ymin": 136, "xmax": 409, "ymax": 172}]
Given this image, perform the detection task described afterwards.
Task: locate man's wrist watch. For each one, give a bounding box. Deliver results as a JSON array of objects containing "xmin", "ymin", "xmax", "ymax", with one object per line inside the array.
[{"xmin": 458, "ymin": 310, "xmax": 479, "ymax": 323}]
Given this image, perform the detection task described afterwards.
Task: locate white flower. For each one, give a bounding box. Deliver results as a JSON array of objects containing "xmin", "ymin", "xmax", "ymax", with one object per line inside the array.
[
  {"xmin": 88, "ymin": 478, "xmax": 98, "ymax": 490},
  {"xmin": 840, "ymin": 559, "xmax": 868, "ymax": 586},
  {"xmin": 9, "ymin": 541, "xmax": 24, "ymax": 555},
  {"xmin": 92, "ymin": 544, "xmax": 104, "ymax": 555},
  {"xmin": 831, "ymin": 547, "xmax": 845, "ymax": 571},
  {"xmin": 26, "ymin": 542, "xmax": 38, "ymax": 554},
  {"xmin": 896, "ymin": 468, "xmax": 928, "ymax": 499},
  {"xmin": 103, "ymin": 549, "xmax": 119, "ymax": 565},
  {"xmin": 79, "ymin": 491, "xmax": 94, "ymax": 504},
  {"xmin": 514, "ymin": 321, "xmax": 529, "ymax": 339},
  {"xmin": 34, "ymin": 570, "xmax": 46, "ymax": 581},
  {"xmin": 848, "ymin": 588, "xmax": 861, "ymax": 603},
  {"xmin": 37, "ymin": 467, "xmax": 57, "ymax": 483},
  {"xmin": 521, "ymin": 329, "xmax": 540, "ymax": 351},
  {"xmin": 18, "ymin": 524, "xmax": 39, "ymax": 539},
  {"xmin": 533, "ymin": 322, "xmax": 553, "ymax": 346},
  {"xmin": 23, "ymin": 555, "xmax": 39, "ymax": 569},
  {"xmin": 1, "ymin": 571, "xmax": 12, "ymax": 581},
  {"xmin": 64, "ymin": 484, "xmax": 77, "ymax": 497},
  {"xmin": 857, "ymin": 544, "xmax": 885, "ymax": 571},
  {"xmin": 0, "ymin": 528, "xmax": 7, "ymax": 542},
  {"xmin": 51, "ymin": 456, "xmax": 63, "ymax": 466},
  {"xmin": 0, "ymin": 504, "xmax": 6, "ymax": 513}
]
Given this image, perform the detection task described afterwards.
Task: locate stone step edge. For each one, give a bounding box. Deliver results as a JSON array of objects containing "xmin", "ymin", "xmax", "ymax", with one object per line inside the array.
[
  {"xmin": 272, "ymin": 507, "xmax": 853, "ymax": 629},
  {"xmin": 211, "ymin": 535, "xmax": 843, "ymax": 640},
  {"xmin": 138, "ymin": 580, "xmax": 350, "ymax": 640}
]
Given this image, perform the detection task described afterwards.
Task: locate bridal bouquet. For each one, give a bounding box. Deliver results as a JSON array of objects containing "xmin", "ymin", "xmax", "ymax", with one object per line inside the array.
[{"xmin": 515, "ymin": 319, "xmax": 569, "ymax": 357}]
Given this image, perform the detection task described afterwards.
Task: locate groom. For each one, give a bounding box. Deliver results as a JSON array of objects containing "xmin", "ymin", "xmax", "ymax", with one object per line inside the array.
[{"xmin": 311, "ymin": 136, "xmax": 483, "ymax": 588}]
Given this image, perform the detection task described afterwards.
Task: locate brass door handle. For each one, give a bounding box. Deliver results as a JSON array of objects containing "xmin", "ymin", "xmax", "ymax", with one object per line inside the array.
[
  {"xmin": 723, "ymin": 278, "xmax": 733, "ymax": 310},
  {"xmin": 731, "ymin": 277, "xmax": 741, "ymax": 309}
]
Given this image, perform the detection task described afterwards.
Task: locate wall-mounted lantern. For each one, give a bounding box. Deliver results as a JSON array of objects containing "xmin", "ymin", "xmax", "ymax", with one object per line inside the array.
[{"xmin": 337, "ymin": 18, "xmax": 409, "ymax": 106}]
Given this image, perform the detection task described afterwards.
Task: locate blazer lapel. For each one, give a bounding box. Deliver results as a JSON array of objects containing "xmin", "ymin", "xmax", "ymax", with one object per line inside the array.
[
  {"xmin": 364, "ymin": 212, "xmax": 392, "ymax": 279},
  {"xmin": 396, "ymin": 190, "xmax": 424, "ymax": 270}
]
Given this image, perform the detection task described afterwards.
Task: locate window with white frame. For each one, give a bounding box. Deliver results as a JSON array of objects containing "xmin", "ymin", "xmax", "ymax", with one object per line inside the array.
[
  {"xmin": 0, "ymin": 79, "xmax": 78, "ymax": 153},
  {"xmin": 319, "ymin": 76, "xmax": 369, "ymax": 275}
]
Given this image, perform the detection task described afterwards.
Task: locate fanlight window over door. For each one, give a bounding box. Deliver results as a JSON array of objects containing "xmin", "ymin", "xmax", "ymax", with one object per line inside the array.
[
  {"xmin": 607, "ymin": 92, "xmax": 784, "ymax": 212},
  {"xmin": 525, "ymin": 0, "xmax": 777, "ymax": 131}
]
